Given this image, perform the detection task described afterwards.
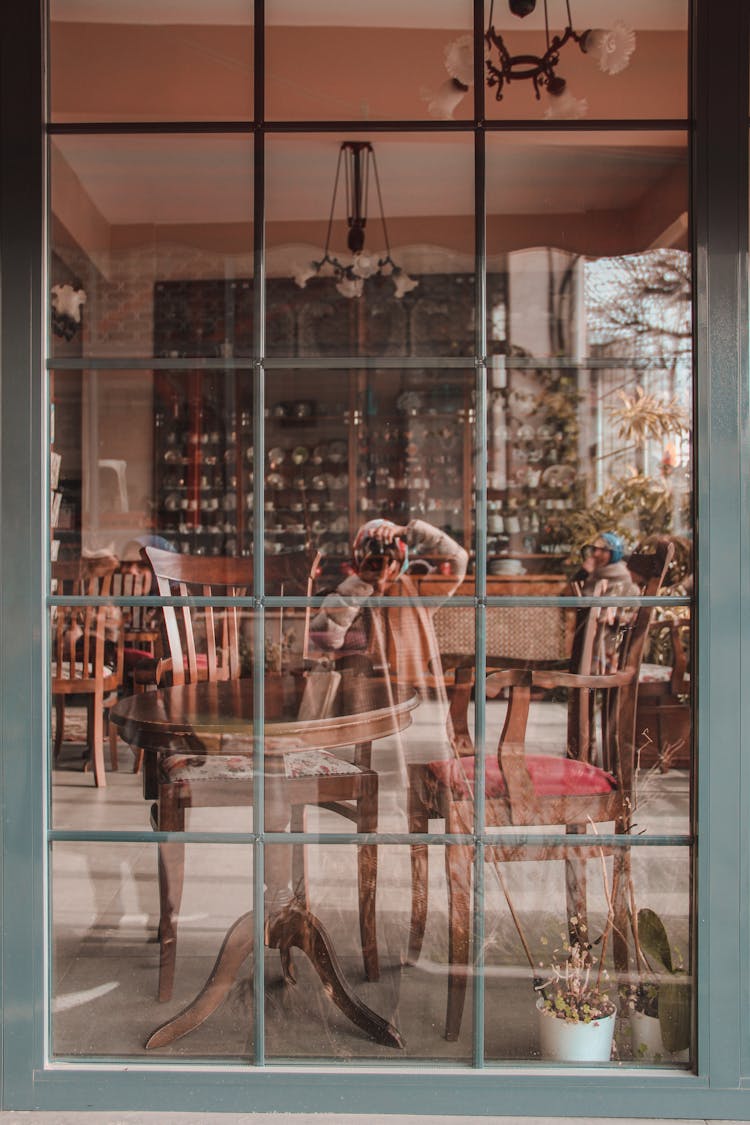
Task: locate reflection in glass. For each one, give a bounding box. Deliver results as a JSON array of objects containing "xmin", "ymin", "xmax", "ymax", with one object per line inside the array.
[
  {"xmin": 265, "ymin": 1, "xmax": 473, "ymax": 122},
  {"xmin": 49, "ymin": 1, "xmax": 253, "ymax": 123},
  {"xmin": 264, "ymin": 843, "xmax": 471, "ymax": 1061},
  {"xmin": 51, "ymin": 843, "xmax": 253, "ymax": 1058},
  {"xmin": 265, "ymin": 134, "xmax": 475, "ymax": 358},
  {"xmin": 482, "ymin": 0, "xmax": 687, "ymax": 122},
  {"xmin": 50, "ymin": 368, "xmax": 253, "ymax": 565},
  {"xmin": 485, "ymin": 132, "xmax": 691, "ymax": 574},
  {"xmin": 50, "ymin": 135, "xmax": 253, "ymax": 359},
  {"xmin": 481, "ymin": 843, "xmax": 692, "ymax": 1064},
  {"xmin": 262, "ymin": 369, "xmax": 475, "ymax": 583}
]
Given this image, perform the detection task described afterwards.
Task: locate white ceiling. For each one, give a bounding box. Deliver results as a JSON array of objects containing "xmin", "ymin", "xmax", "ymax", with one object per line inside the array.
[{"xmin": 53, "ymin": 132, "xmax": 685, "ymax": 227}]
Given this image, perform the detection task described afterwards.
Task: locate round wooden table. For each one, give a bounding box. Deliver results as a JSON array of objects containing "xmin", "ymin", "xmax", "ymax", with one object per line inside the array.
[{"xmin": 111, "ymin": 676, "xmax": 418, "ymax": 1050}]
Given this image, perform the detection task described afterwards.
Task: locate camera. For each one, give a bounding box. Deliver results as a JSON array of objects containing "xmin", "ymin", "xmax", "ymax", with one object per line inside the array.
[{"xmin": 356, "ymin": 535, "xmax": 407, "ymax": 572}]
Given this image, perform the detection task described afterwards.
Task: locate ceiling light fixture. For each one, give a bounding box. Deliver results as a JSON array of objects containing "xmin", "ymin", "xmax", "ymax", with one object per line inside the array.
[
  {"xmin": 428, "ymin": 1, "xmax": 635, "ymax": 120},
  {"xmin": 50, "ymin": 283, "xmax": 87, "ymax": 340},
  {"xmin": 293, "ymin": 141, "xmax": 418, "ymax": 300}
]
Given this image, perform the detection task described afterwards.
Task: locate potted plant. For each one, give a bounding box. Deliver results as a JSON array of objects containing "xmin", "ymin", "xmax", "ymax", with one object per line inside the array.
[
  {"xmin": 535, "ymin": 938, "xmax": 617, "ymax": 1062},
  {"xmin": 626, "ymin": 908, "xmax": 691, "ymax": 1062}
]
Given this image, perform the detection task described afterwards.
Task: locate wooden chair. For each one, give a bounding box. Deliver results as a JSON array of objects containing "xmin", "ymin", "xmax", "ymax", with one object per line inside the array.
[
  {"xmin": 108, "ymin": 563, "xmax": 166, "ymax": 775},
  {"xmin": 636, "ymin": 618, "xmax": 690, "ymax": 771},
  {"xmin": 51, "ymin": 558, "xmax": 124, "ymax": 788},
  {"xmin": 406, "ymin": 548, "xmax": 671, "ymax": 1041},
  {"xmin": 142, "ymin": 546, "xmax": 382, "ymax": 1003}
]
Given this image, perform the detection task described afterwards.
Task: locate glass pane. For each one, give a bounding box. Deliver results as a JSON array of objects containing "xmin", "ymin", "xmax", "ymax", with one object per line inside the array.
[
  {"xmin": 266, "ymin": 134, "xmax": 475, "ymax": 357},
  {"xmin": 485, "ymin": 132, "xmax": 691, "ymax": 577},
  {"xmin": 482, "ymin": 844, "xmax": 693, "ymax": 1066},
  {"xmin": 49, "ymin": 1, "xmax": 253, "ymax": 123},
  {"xmin": 51, "ymin": 842, "xmax": 254, "ymax": 1058},
  {"xmin": 262, "ymin": 368, "xmax": 475, "ymax": 588},
  {"xmin": 267, "ymin": 609, "xmax": 475, "ymax": 836},
  {"xmin": 154, "ymin": 370, "xmax": 254, "ymax": 557},
  {"xmin": 265, "ymin": 1, "xmax": 473, "ymax": 122},
  {"xmin": 264, "ymin": 843, "xmax": 471, "ymax": 1061},
  {"xmin": 50, "ymin": 135, "xmax": 253, "ymax": 359},
  {"xmin": 51, "ymin": 599, "xmax": 256, "ymax": 823},
  {"xmin": 481, "ymin": 605, "xmax": 692, "ymax": 831},
  {"xmin": 484, "ymin": 0, "xmax": 688, "ymax": 121},
  {"xmin": 49, "ymin": 368, "xmax": 253, "ymax": 565}
]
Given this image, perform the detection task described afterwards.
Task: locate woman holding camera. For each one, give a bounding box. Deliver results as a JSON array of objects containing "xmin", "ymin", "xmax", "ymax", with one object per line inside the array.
[{"xmin": 309, "ymin": 517, "xmax": 468, "ymax": 690}]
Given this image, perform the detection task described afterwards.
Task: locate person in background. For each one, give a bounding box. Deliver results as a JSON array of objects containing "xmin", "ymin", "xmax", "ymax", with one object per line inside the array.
[
  {"xmin": 571, "ymin": 531, "xmax": 639, "ymax": 598},
  {"xmin": 570, "ymin": 531, "xmax": 639, "ymax": 674}
]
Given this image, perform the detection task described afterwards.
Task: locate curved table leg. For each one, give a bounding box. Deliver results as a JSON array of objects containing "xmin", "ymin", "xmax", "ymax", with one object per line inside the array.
[
  {"xmin": 266, "ymin": 903, "xmax": 404, "ymax": 1049},
  {"xmin": 145, "ymin": 911, "xmax": 253, "ymax": 1049},
  {"xmin": 145, "ymin": 903, "xmax": 404, "ymax": 1050}
]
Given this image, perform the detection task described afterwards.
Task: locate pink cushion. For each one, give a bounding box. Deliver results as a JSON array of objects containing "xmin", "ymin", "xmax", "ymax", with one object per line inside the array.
[{"xmin": 428, "ymin": 754, "xmax": 616, "ymax": 800}]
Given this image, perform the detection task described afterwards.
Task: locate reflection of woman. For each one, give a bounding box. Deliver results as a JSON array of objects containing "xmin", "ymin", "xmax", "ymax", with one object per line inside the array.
[{"xmin": 309, "ymin": 518, "xmax": 468, "ymax": 690}]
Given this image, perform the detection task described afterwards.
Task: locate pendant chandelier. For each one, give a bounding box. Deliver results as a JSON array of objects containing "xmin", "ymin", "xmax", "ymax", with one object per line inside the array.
[
  {"xmin": 427, "ymin": 0, "xmax": 635, "ymax": 120},
  {"xmin": 293, "ymin": 141, "xmax": 418, "ymax": 300}
]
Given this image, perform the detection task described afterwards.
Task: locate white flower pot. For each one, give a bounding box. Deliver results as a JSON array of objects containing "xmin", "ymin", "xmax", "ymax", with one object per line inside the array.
[
  {"xmin": 630, "ymin": 1010, "xmax": 689, "ymax": 1062},
  {"xmin": 536, "ymin": 998, "xmax": 616, "ymax": 1062}
]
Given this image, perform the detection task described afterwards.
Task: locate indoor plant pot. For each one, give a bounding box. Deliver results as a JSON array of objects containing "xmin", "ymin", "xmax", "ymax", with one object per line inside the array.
[
  {"xmin": 535, "ymin": 941, "xmax": 617, "ymax": 1062},
  {"xmin": 536, "ymin": 997, "xmax": 616, "ymax": 1062}
]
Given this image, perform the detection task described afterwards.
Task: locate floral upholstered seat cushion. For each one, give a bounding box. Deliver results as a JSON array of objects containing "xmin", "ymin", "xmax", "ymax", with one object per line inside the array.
[
  {"xmin": 639, "ymin": 663, "xmax": 691, "ymax": 684},
  {"xmin": 639, "ymin": 663, "xmax": 673, "ymax": 683},
  {"xmin": 159, "ymin": 749, "xmax": 362, "ymax": 783}
]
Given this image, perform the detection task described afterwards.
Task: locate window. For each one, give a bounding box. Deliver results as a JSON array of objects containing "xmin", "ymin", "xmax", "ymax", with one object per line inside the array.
[{"xmin": 45, "ymin": 0, "xmax": 697, "ymax": 1070}]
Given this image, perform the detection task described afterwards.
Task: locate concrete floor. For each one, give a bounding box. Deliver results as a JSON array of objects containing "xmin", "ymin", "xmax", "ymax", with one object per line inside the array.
[
  {"xmin": 0, "ymin": 1115, "xmax": 733, "ymax": 1125},
  {"xmin": 49, "ymin": 697, "xmax": 692, "ymax": 1066}
]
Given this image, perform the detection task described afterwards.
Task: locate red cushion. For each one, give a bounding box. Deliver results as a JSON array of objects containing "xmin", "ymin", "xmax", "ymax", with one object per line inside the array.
[{"xmin": 428, "ymin": 754, "xmax": 616, "ymax": 800}]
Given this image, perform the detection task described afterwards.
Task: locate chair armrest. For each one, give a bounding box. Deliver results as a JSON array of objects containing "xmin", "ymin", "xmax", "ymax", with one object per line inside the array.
[
  {"xmin": 486, "ymin": 668, "xmax": 533, "ymax": 696},
  {"xmin": 531, "ymin": 668, "xmax": 634, "ymax": 690},
  {"xmin": 133, "ymin": 655, "xmax": 173, "ymax": 689}
]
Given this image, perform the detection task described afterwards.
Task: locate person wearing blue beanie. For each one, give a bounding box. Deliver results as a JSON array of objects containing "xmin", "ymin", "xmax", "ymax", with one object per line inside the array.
[
  {"xmin": 572, "ymin": 531, "xmax": 637, "ymax": 596},
  {"xmin": 599, "ymin": 531, "xmax": 625, "ymax": 564}
]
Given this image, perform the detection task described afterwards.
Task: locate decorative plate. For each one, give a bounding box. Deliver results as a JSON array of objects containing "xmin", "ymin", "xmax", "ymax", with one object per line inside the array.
[
  {"xmin": 541, "ymin": 464, "xmax": 576, "ymax": 488},
  {"xmin": 328, "ymin": 440, "xmax": 348, "ymax": 464}
]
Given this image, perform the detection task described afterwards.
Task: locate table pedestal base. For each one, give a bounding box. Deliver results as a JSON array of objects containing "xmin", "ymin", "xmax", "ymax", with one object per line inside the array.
[{"xmin": 145, "ymin": 902, "xmax": 404, "ymax": 1051}]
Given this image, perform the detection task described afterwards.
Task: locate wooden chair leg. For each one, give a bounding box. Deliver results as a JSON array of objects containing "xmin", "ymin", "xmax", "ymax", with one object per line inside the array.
[
  {"xmin": 155, "ymin": 788, "xmax": 186, "ymax": 1002},
  {"xmin": 357, "ymin": 774, "xmax": 379, "ymax": 982},
  {"xmin": 290, "ymin": 805, "xmax": 307, "ymax": 908},
  {"xmin": 108, "ymin": 714, "xmax": 119, "ymax": 771},
  {"xmin": 90, "ymin": 693, "xmax": 106, "ymax": 788},
  {"xmin": 445, "ymin": 838, "xmax": 473, "ymax": 1042},
  {"xmin": 407, "ymin": 774, "xmax": 430, "ymax": 966},
  {"xmin": 565, "ymin": 828, "xmax": 589, "ymax": 949},
  {"xmin": 53, "ymin": 697, "xmax": 65, "ymax": 762},
  {"xmin": 132, "ymin": 747, "xmax": 144, "ymax": 774},
  {"xmin": 611, "ymin": 846, "xmax": 631, "ymax": 974}
]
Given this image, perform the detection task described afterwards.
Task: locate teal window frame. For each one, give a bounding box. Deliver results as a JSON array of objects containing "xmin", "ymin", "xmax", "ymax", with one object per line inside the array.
[{"xmin": 2, "ymin": 0, "xmax": 750, "ymax": 1114}]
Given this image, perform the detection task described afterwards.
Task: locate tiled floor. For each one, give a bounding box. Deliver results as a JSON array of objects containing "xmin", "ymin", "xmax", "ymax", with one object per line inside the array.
[{"xmin": 50, "ymin": 696, "xmax": 691, "ymax": 1065}]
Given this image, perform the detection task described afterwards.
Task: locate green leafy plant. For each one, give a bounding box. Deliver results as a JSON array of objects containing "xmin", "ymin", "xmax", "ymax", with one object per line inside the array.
[{"xmin": 629, "ymin": 907, "xmax": 691, "ymax": 1054}]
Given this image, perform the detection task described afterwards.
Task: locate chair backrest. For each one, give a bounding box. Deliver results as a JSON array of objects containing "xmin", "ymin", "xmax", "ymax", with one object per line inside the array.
[
  {"xmin": 143, "ymin": 547, "xmax": 253, "ymax": 686},
  {"xmin": 51, "ymin": 558, "xmax": 122, "ymax": 689},
  {"xmin": 112, "ymin": 562, "xmax": 154, "ymax": 632},
  {"xmin": 607, "ymin": 542, "xmax": 675, "ymax": 788}
]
